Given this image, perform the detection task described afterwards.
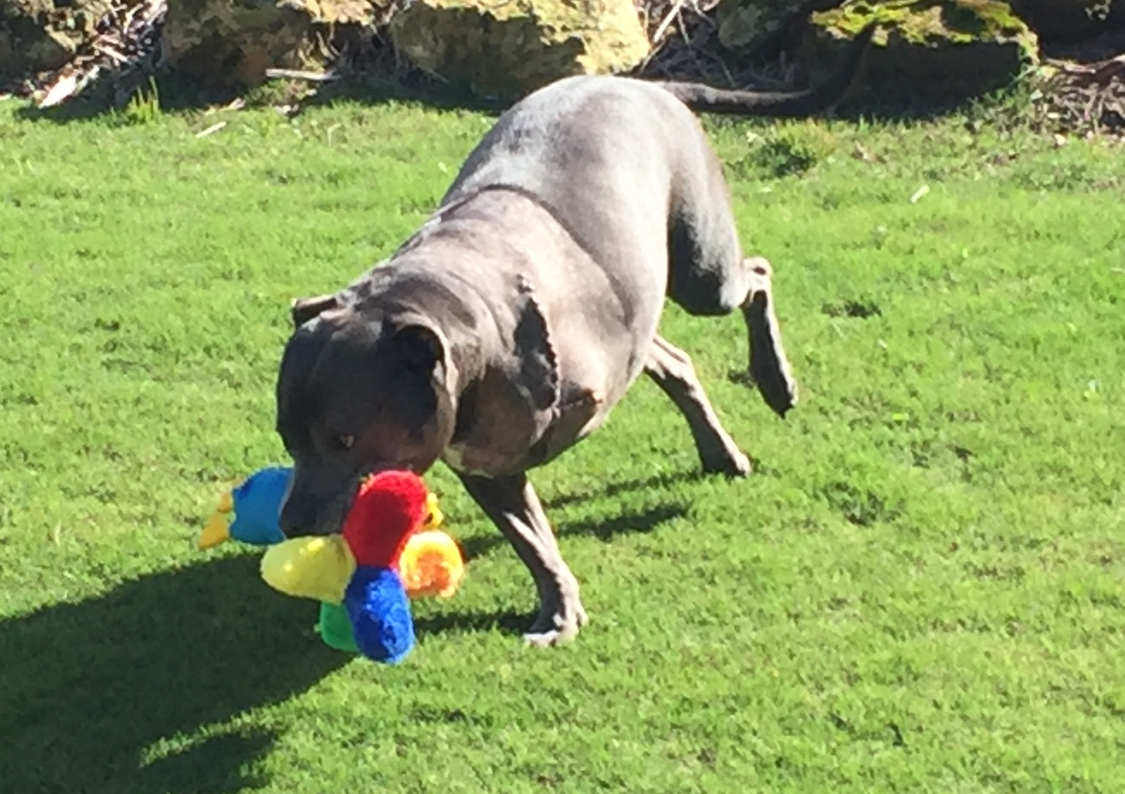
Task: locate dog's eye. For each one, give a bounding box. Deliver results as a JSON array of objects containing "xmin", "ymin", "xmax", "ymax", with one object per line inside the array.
[{"xmin": 338, "ymin": 434, "xmax": 355, "ymax": 450}]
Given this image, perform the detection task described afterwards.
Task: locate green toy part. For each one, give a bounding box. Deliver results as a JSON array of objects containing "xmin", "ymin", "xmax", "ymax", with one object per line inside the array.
[{"xmin": 317, "ymin": 601, "xmax": 360, "ymax": 652}]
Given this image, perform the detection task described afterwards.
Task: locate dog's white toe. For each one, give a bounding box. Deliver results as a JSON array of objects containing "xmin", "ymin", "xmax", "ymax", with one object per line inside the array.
[{"xmin": 523, "ymin": 626, "xmax": 580, "ymax": 647}]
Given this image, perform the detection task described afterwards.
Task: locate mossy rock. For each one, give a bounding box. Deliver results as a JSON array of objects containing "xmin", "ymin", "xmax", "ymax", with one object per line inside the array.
[
  {"xmin": 390, "ymin": 0, "xmax": 651, "ymax": 100},
  {"xmin": 163, "ymin": 0, "xmax": 380, "ymax": 88},
  {"xmin": 806, "ymin": 0, "xmax": 1039, "ymax": 107}
]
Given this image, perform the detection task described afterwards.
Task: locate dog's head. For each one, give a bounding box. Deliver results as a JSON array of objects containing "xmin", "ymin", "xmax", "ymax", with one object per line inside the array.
[{"xmin": 274, "ymin": 294, "xmax": 456, "ymax": 537}]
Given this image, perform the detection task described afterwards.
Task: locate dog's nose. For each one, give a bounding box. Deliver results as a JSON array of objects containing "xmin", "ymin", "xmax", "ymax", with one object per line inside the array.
[{"xmin": 278, "ymin": 499, "xmax": 317, "ymax": 537}]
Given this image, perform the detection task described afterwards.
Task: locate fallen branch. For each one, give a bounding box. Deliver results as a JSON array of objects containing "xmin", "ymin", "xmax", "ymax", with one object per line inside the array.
[
  {"xmin": 263, "ymin": 68, "xmax": 340, "ymax": 83},
  {"xmin": 195, "ymin": 121, "xmax": 227, "ymax": 138},
  {"xmin": 40, "ymin": 73, "xmax": 82, "ymax": 109},
  {"xmin": 651, "ymin": 0, "xmax": 690, "ymax": 46}
]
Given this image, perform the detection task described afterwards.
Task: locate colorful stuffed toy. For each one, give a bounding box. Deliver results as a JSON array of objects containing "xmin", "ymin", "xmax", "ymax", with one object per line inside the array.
[
  {"xmin": 260, "ymin": 470, "xmax": 464, "ymax": 664},
  {"xmin": 199, "ymin": 466, "xmax": 464, "ymax": 664}
]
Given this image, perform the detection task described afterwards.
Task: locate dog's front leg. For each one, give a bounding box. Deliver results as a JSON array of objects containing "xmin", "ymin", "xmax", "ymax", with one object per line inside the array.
[
  {"xmin": 645, "ymin": 335, "xmax": 752, "ymax": 477},
  {"xmin": 457, "ymin": 472, "xmax": 588, "ymax": 646}
]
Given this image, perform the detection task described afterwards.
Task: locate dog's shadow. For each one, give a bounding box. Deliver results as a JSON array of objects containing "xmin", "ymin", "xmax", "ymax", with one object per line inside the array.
[
  {"xmin": 452, "ymin": 466, "xmax": 696, "ymax": 568},
  {"xmin": 415, "ymin": 496, "xmax": 691, "ymax": 638},
  {"xmin": 542, "ymin": 469, "xmax": 706, "ymax": 510},
  {"xmin": 452, "ymin": 468, "xmax": 702, "ymax": 564},
  {"xmin": 0, "ymin": 555, "xmax": 348, "ymax": 794}
]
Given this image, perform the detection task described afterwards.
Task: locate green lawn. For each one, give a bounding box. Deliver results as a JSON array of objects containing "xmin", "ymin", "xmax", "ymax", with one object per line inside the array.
[{"xmin": 0, "ymin": 92, "xmax": 1122, "ymax": 794}]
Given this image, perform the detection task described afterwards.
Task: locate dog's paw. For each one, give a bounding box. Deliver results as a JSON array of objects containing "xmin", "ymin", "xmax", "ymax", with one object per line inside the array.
[
  {"xmin": 700, "ymin": 445, "xmax": 752, "ymax": 478},
  {"xmin": 524, "ymin": 598, "xmax": 587, "ymax": 647},
  {"xmin": 523, "ymin": 626, "xmax": 580, "ymax": 648}
]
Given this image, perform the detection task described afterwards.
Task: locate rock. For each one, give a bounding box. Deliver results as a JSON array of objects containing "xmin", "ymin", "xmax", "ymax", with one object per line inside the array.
[
  {"xmin": 1009, "ymin": 0, "xmax": 1120, "ymax": 42},
  {"xmin": 390, "ymin": 0, "xmax": 651, "ymax": 99},
  {"xmin": 162, "ymin": 0, "xmax": 379, "ymax": 88},
  {"xmin": 715, "ymin": 0, "xmax": 846, "ymax": 52},
  {"xmin": 0, "ymin": 0, "xmax": 109, "ymax": 79},
  {"xmin": 806, "ymin": 0, "xmax": 1039, "ymax": 106},
  {"xmin": 715, "ymin": 0, "xmax": 811, "ymax": 51},
  {"xmin": 0, "ymin": 28, "xmax": 74, "ymax": 79}
]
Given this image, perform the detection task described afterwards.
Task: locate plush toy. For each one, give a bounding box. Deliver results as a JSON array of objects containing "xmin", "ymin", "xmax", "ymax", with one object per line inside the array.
[
  {"xmin": 198, "ymin": 466, "xmax": 290, "ymax": 549},
  {"xmin": 199, "ymin": 466, "xmax": 464, "ymax": 664},
  {"xmin": 260, "ymin": 470, "xmax": 464, "ymax": 664},
  {"xmin": 199, "ymin": 467, "xmax": 462, "ymax": 601}
]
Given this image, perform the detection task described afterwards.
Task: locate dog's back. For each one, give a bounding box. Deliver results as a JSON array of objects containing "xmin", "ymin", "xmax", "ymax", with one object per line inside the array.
[{"xmin": 438, "ymin": 75, "xmax": 741, "ymax": 352}]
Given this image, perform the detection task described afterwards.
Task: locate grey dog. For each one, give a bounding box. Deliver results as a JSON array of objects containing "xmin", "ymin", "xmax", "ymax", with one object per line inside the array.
[{"xmin": 274, "ymin": 32, "xmax": 873, "ymax": 645}]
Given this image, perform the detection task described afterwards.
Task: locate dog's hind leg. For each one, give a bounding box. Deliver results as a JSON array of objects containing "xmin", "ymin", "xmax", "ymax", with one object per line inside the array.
[
  {"xmin": 456, "ymin": 472, "xmax": 588, "ymax": 646},
  {"xmin": 644, "ymin": 335, "xmax": 752, "ymax": 477},
  {"xmin": 740, "ymin": 256, "xmax": 797, "ymax": 417},
  {"xmin": 665, "ymin": 141, "xmax": 798, "ymax": 417}
]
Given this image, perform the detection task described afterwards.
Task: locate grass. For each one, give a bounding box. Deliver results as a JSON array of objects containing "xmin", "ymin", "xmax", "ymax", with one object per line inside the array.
[{"xmin": 0, "ymin": 90, "xmax": 1123, "ymax": 794}]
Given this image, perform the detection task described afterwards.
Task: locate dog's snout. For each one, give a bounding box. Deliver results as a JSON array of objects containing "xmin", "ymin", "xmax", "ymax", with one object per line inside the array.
[{"xmin": 279, "ymin": 497, "xmax": 318, "ymax": 537}]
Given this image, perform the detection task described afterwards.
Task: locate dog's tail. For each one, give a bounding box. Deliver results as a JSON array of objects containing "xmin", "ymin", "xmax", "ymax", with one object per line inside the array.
[{"xmin": 653, "ymin": 24, "xmax": 876, "ymax": 117}]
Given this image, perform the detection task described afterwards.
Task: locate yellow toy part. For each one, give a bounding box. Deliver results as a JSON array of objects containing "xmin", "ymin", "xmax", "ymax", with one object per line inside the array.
[
  {"xmin": 198, "ymin": 492, "xmax": 234, "ymax": 550},
  {"xmin": 260, "ymin": 535, "xmax": 357, "ymax": 604},
  {"xmin": 422, "ymin": 492, "xmax": 443, "ymax": 530},
  {"xmin": 398, "ymin": 530, "xmax": 465, "ymax": 598}
]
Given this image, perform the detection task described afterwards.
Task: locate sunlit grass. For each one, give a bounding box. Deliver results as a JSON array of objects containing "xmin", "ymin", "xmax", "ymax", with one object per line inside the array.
[{"xmin": 1, "ymin": 94, "xmax": 1122, "ymax": 793}]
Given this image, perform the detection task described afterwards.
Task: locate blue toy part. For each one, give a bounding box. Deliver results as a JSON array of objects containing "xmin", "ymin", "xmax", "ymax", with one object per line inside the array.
[
  {"xmin": 343, "ymin": 566, "xmax": 416, "ymax": 665},
  {"xmin": 230, "ymin": 466, "xmax": 292, "ymax": 545}
]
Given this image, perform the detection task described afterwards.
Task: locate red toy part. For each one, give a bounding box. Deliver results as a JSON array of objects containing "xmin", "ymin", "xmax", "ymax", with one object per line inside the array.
[{"xmin": 343, "ymin": 470, "xmax": 432, "ymax": 568}]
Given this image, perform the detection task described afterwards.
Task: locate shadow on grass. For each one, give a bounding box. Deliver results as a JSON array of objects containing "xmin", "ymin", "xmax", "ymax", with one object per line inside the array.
[
  {"xmin": 420, "ymin": 499, "xmax": 690, "ymax": 637},
  {"xmin": 413, "ymin": 607, "xmax": 532, "ymax": 639},
  {"xmin": 562, "ymin": 501, "xmax": 691, "ymax": 541},
  {"xmin": 543, "ymin": 468, "xmax": 706, "ymax": 509},
  {"xmin": 458, "ymin": 500, "xmax": 692, "ymax": 562},
  {"xmin": 0, "ymin": 555, "xmax": 348, "ymax": 794},
  {"xmin": 10, "ymin": 58, "xmax": 985, "ymax": 129},
  {"xmin": 13, "ymin": 68, "xmax": 506, "ymax": 126}
]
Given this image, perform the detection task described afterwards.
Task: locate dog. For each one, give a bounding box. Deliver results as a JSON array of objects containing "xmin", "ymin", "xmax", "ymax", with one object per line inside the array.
[{"xmin": 274, "ymin": 29, "xmax": 874, "ymax": 646}]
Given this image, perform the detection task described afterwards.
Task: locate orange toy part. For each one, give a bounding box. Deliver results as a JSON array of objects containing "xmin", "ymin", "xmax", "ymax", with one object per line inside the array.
[{"xmin": 399, "ymin": 530, "xmax": 465, "ymax": 598}]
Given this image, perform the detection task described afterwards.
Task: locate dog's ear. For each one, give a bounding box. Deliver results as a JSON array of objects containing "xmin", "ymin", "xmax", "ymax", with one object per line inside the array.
[
  {"xmin": 291, "ymin": 294, "xmax": 341, "ymax": 328},
  {"xmin": 381, "ymin": 320, "xmax": 459, "ymax": 452},
  {"xmin": 744, "ymin": 257, "xmax": 798, "ymax": 418},
  {"xmin": 387, "ymin": 320, "xmax": 454, "ymax": 392}
]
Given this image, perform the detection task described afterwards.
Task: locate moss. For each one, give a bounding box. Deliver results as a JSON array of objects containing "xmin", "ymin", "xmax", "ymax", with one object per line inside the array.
[
  {"xmin": 806, "ymin": 0, "xmax": 1040, "ymax": 108},
  {"xmin": 815, "ymin": 0, "xmax": 1035, "ymax": 55}
]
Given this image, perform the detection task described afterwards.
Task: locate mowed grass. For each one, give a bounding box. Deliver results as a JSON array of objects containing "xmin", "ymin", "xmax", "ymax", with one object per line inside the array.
[{"xmin": 0, "ymin": 92, "xmax": 1123, "ymax": 794}]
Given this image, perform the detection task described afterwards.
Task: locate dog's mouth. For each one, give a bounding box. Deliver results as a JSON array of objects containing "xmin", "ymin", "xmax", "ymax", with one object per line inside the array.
[
  {"xmin": 343, "ymin": 457, "xmax": 412, "ymax": 509},
  {"xmin": 281, "ymin": 458, "xmax": 421, "ymax": 537},
  {"xmin": 357, "ymin": 458, "xmax": 413, "ymax": 486},
  {"xmin": 279, "ymin": 477, "xmax": 357, "ymax": 539}
]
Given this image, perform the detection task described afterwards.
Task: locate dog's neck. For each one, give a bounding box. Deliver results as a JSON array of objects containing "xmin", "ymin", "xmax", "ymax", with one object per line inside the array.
[
  {"xmin": 355, "ymin": 229, "xmax": 561, "ymax": 456},
  {"xmin": 360, "ymin": 269, "xmax": 496, "ymax": 433}
]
